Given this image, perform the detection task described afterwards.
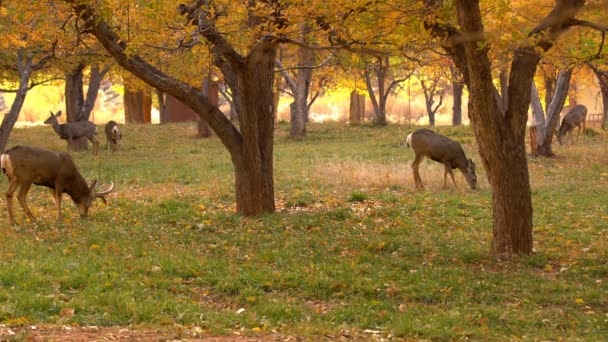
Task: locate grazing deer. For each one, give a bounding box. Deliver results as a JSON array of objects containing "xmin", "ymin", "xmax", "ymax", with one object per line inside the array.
[
  {"xmin": 405, "ymin": 129, "xmax": 477, "ymax": 190},
  {"xmin": 104, "ymin": 120, "xmax": 122, "ymax": 153},
  {"xmin": 1, "ymin": 145, "xmax": 114, "ymax": 225},
  {"xmin": 557, "ymin": 105, "xmax": 587, "ymax": 145},
  {"xmin": 44, "ymin": 110, "xmax": 100, "ymax": 155}
]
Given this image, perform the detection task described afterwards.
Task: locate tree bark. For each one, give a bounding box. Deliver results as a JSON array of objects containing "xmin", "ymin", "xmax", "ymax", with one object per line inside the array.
[
  {"xmin": 0, "ymin": 51, "xmax": 33, "ymax": 152},
  {"xmin": 421, "ymin": 78, "xmax": 444, "ymax": 126},
  {"xmin": 289, "ymin": 24, "xmax": 313, "ymax": 138},
  {"xmin": 156, "ymin": 89, "xmax": 169, "ymax": 124},
  {"xmin": 534, "ymin": 70, "xmax": 572, "ymax": 157},
  {"xmin": 65, "ymin": 63, "xmax": 88, "ymax": 151},
  {"xmin": 589, "ymin": 64, "xmax": 608, "ymax": 130},
  {"xmin": 349, "ymin": 90, "xmax": 365, "ymax": 124},
  {"xmin": 452, "ymin": 81, "xmax": 463, "ymax": 126},
  {"xmin": 124, "ymin": 86, "xmax": 152, "ymax": 123},
  {"xmin": 198, "ymin": 77, "xmax": 215, "ymax": 138},
  {"xmin": 365, "ymin": 57, "xmax": 388, "ymax": 126}
]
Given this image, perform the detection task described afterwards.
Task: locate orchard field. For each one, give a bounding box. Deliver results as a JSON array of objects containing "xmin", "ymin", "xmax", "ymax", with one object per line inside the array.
[{"xmin": 0, "ymin": 123, "xmax": 606, "ymax": 340}]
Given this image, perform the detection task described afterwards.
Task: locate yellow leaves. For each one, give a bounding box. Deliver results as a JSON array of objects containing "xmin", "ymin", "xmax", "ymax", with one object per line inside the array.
[{"xmin": 575, "ymin": 298, "xmax": 585, "ymax": 305}]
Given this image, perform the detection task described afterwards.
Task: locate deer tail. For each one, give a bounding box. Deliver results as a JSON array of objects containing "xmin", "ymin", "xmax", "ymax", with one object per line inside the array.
[
  {"xmin": 1, "ymin": 153, "xmax": 12, "ymax": 175},
  {"xmin": 405, "ymin": 132, "xmax": 413, "ymax": 148}
]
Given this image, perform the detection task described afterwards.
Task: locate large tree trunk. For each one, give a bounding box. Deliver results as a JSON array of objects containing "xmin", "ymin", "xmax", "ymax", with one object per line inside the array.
[
  {"xmin": 232, "ymin": 43, "xmax": 276, "ymax": 215},
  {"xmin": 349, "ymin": 90, "xmax": 365, "ymax": 124},
  {"xmin": 454, "ymin": 0, "xmax": 536, "ymax": 258},
  {"xmin": 0, "ymin": 51, "xmax": 32, "ymax": 152},
  {"xmin": 534, "ymin": 70, "xmax": 572, "ymax": 157},
  {"xmin": 65, "ymin": 63, "xmax": 88, "ymax": 151},
  {"xmin": 124, "ymin": 86, "xmax": 152, "ymax": 123}
]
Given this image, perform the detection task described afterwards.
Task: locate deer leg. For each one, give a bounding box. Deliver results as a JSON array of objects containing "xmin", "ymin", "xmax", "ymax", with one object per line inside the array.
[
  {"xmin": 411, "ymin": 154, "xmax": 424, "ymax": 189},
  {"xmin": 576, "ymin": 125, "xmax": 582, "ymax": 142},
  {"xmin": 16, "ymin": 182, "xmax": 35, "ymax": 223},
  {"xmin": 52, "ymin": 188, "xmax": 63, "ymax": 224},
  {"xmin": 5, "ymin": 179, "xmax": 19, "ymax": 225},
  {"xmin": 443, "ymin": 164, "xmax": 458, "ymax": 189},
  {"xmin": 89, "ymin": 135, "xmax": 100, "ymax": 156}
]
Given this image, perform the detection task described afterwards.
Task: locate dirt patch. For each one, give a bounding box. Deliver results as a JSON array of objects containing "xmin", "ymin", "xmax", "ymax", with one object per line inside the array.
[{"xmin": 0, "ymin": 325, "xmax": 278, "ymax": 342}]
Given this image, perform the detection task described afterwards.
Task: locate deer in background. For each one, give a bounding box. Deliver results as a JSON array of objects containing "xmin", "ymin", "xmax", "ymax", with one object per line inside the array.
[
  {"xmin": 557, "ymin": 104, "xmax": 587, "ymax": 145},
  {"xmin": 104, "ymin": 120, "xmax": 122, "ymax": 153},
  {"xmin": 405, "ymin": 129, "xmax": 477, "ymax": 190},
  {"xmin": 1, "ymin": 145, "xmax": 114, "ymax": 225},
  {"xmin": 44, "ymin": 110, "xmax": 100, "ymax": 155}
]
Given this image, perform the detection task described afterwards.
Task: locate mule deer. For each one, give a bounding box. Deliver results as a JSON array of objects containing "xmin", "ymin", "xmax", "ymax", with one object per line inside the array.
[
  {"xmin": 557, "ymin": 105, "xmax": 587, "ymax": 145},
  {"xmin": 104, "ymin": 120, "xmax": 122, "ymax": 153},
  {"xmin": 44, "ymin": 110, "xmax": 100, "ymax": 155},
  {"xmin": 405, "ymin": 129, "xmax": 477, "ymax": 190},
  {"xmin": 1, "ymin": 145, "xmax": 114, "ymax": 225}
]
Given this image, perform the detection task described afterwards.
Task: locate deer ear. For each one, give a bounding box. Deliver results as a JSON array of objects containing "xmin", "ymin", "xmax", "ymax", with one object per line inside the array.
[{"xmin": 56, "ymin": 110, "xmax": 62, "ymax": 117}]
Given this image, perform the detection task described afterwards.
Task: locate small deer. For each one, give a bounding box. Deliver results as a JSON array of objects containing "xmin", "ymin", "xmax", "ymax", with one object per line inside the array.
[
  {"xmin": 405, "ymin": 129, "xmax": 477, "ymax": 190},
  {"xmin": 44, "ymin": 110, "xmax": 100, "ymax": 155},
  {"xmin": 557, "ymin": 104, "xmax": 587, "ymax": 145},
  {"xmin": 1, "ymin": 145, "xmax": 114, "ymax": 225},
  {"xmin": 104, "ymin": 120, "xmax": 122, "ymax": 153}
]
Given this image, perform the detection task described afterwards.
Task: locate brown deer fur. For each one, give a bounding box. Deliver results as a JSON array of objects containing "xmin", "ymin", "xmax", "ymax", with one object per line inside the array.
[
  {"xmin": 1, "ymin": 145, "xmax": 113, "ymax": 224},
  {"xmin": 557, "ymin": 105, "xmax": 587, "ymax": 145},
  {"xmin": 406, "ymin": 129, "xmax": 477, "ymax": 190},
  {"xmin": 44, "ymin": 110, "xmax": 100, "ymax": 155},
  {"xmin": 104, "ymin": 120, "xmax": 122, "ymax": 153}
]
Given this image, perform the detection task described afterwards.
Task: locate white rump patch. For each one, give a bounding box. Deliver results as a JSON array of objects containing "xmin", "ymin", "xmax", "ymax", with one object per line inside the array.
[
  {"xmin": 405, "ymin": 133, "xmax": 413, "ymax": 148},
  {"xmin": 1, "ymin": 153, "xmax": 12, "ymax": 175}
]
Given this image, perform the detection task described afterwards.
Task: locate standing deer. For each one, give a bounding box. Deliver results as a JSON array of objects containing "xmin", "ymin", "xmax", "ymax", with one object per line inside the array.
[
  {"xmin": 1, "ymin": 145, "xmax": 114, "ymax": 225},
  {"xmin": 557, "ymin": 104, "xmax": 587, "ymax": 145},
  {"xmin": 44, "ymin": 110, "xmax": 100, "ymax": 155},
  {"xmin": 104, "ymin": 120, "xmax": 122, "ymax": 153},
  {"xmin": 405, "ymin": 129, "xmax": 477, "ymax": 190}
]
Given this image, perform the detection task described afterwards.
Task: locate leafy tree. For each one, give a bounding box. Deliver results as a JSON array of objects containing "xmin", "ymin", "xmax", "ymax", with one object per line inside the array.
[{"xmin": 423, "ymin": 0, "xmax": 608, "ymax": 258}]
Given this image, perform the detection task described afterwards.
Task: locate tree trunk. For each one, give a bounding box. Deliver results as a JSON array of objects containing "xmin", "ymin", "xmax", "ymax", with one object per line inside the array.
[
  {"xmin": 589, "ymin": 64, "xmax": 608, "ymax": 130},
  {"xmin": 0, "ymin": 51, "xmax": 32, "ymax": 152},
  {"xmin": 535, "ymin": 70, "xmax": 572, "ymax": 157},
  {"xmin": 198, "ymin": 78, "xmax": 215, "ymax": 138},
  {"xmin": 65, "ymin": 63, "xmax": 88, "ymax": 151},
  {"xmin": 232, "ymin": 43, "xmax": 276, "ymax": 215},
  {"xmin": 452, "ymin": 81, "xmax": 463, "ymax": 125},
  {"xmin": 454, "ymin": 0, "xmax": 535, "ymax": 258},
  {"xmin": 529, "ymin": 81, "xmax": 545, "ymax": 155},
  {"xmin": 156, "ymin": 89, "xmax": 169, "ymax": 124},
  {"xmin": 124, "ymin": 86, "xmax": 152, "ymax": 123},
  {"xmin": 365, "ymin": 57, "xmax": 389, "ymax": 126},
  {"xmin": 289, "ymin": 25, "xmax": 313, "ymax": 138},
  {"xmin": 349, "ymin": 90, "xmax": 365, "ymax": 124}
]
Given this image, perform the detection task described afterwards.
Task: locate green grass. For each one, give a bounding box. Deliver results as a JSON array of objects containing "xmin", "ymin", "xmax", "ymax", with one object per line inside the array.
[{"xmin": 0, "ymin": 122, "xmax": 607, "ymax": 340}]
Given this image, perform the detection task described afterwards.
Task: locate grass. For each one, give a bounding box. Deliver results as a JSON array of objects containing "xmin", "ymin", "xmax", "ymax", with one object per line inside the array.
[{"xmin": 0, "ymin": 122, "xmax": 607, "ymax": 340}]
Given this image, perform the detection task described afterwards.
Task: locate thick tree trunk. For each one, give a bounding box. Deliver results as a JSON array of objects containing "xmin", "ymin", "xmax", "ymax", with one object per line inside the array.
[
  {"xmin": 452, "ymin": 81, "xmax": 463, "ymax": 126},
  {"xmin": 349, "ymin": 90, "xmax": 365, "ymax": 124},
  {"xmin": 535, "ymin": 70, "xmax": 572, "ymax": 157},
  {"xmin": 455, "ymin": 0, "xmax": 535, "ymax": 258},
  {"xmin": 0, "ymin": 51, "xmax": 32, "ymax": 152},
  {"xmin": 124, "ymin": 86, "xmax": 152, "ymax": 123},
  {"xmin": 233, "ymin": 44, "xmax": 276, "ymax": 215},
  {"xmin": 65, "ymin": 63, "xmax": 88, "ymax": 151},
  {"xmin": 529, "ymin": 82, "xmax": 545, "ymax": 155}
]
